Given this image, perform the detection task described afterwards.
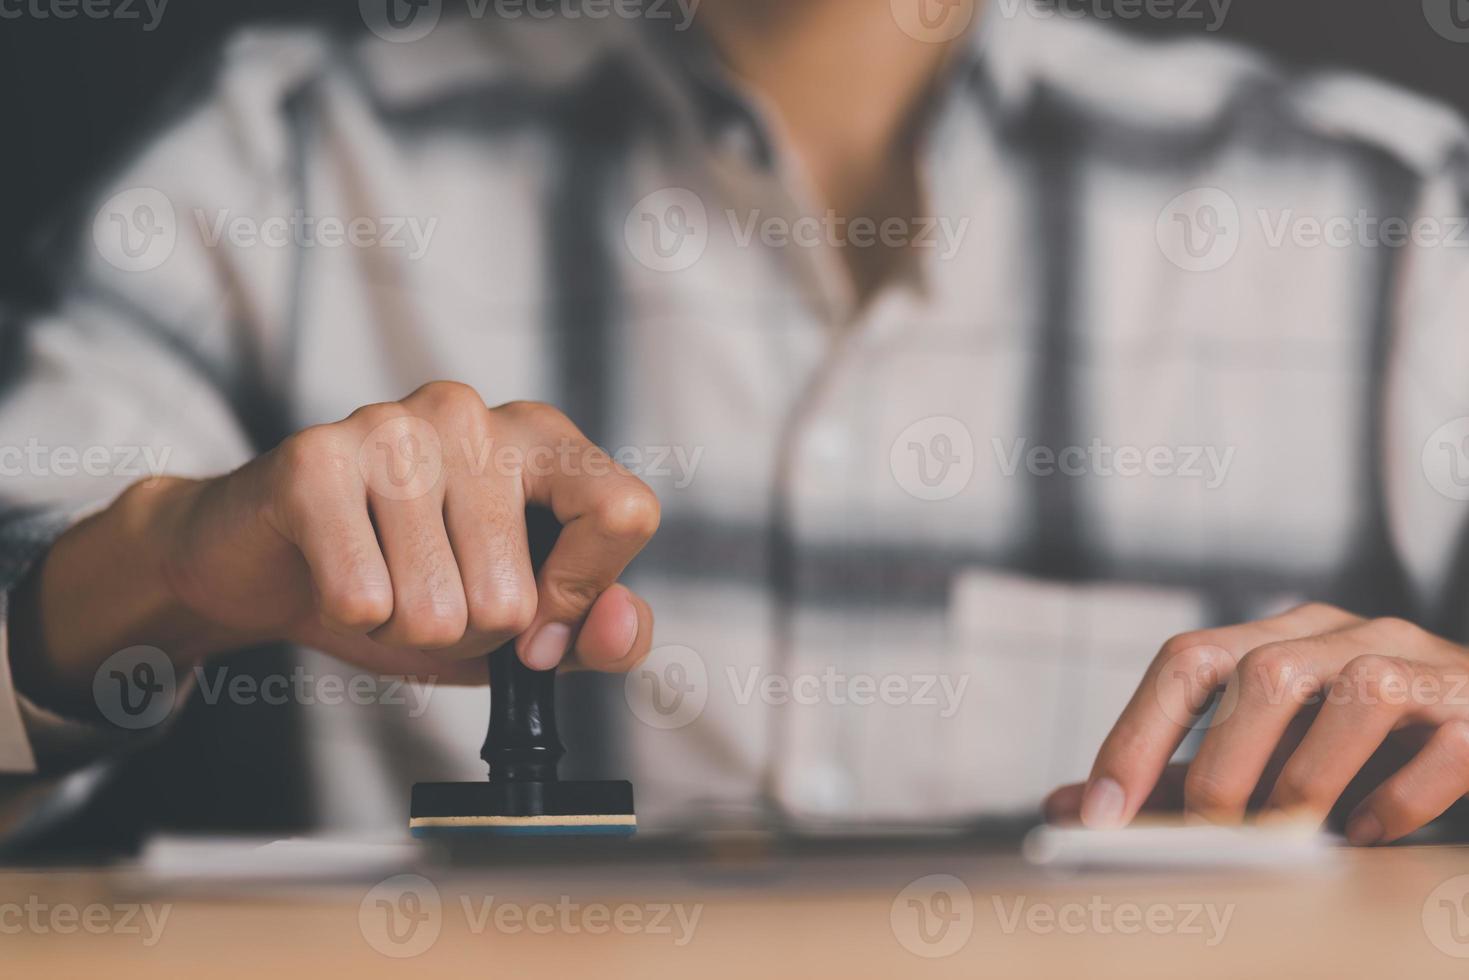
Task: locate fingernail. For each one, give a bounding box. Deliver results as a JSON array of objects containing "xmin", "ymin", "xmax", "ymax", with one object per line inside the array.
[
  {"xmin": 522, "ymin": 623, "xmax": 571, "ymax": 671},
  {"xmin": 609, "ymin": 600, "xmax": 640, "ymax": 662},
  {"xmin": 1080, "ymin": 777, "xmax": 1127, "ymax": 830},
  {"xmin": 1346, "ymin": 812, "xmax": 1383, "ymax": 846}
]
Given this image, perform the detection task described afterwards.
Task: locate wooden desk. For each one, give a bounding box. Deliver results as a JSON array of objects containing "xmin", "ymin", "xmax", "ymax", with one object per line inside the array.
[{"xmin": 4, "ymin": 844, "xmax": 1468, "ymax": 977}]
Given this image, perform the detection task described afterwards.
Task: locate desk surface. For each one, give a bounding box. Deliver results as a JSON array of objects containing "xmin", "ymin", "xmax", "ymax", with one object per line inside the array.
[{"xmin": 5, "ymin": 842, "xmax": 1469, "ymax": 977}]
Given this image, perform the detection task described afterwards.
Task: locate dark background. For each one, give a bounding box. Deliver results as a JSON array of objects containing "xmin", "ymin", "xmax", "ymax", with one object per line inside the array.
[{"xmin": 2, "ymin": 1, "xmax": 1465, "ymax": 308}]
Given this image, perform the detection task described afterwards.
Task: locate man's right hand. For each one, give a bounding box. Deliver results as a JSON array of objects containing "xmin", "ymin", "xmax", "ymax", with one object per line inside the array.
[{"xmin": 14, "ymin": 382, "xmax": 661, "ymax": 702}]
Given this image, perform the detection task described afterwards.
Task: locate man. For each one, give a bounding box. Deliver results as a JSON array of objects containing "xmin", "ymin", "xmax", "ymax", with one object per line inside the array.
[{"xmin": 1, "ymin": 0, "xmax": 1466, "ymax": 851}]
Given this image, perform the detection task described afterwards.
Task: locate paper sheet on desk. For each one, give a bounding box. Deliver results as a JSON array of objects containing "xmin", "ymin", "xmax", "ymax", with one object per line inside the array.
[
  {"xmin": 140, "ymin": 836, "xmax": 421, "ymax": 884},
  {"xmin": 1023, "ymin": 823, "xmax": 1339, "ymax": 871}
]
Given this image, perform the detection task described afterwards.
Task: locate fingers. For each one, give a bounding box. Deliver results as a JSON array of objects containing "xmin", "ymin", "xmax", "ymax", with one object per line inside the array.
[
  {"xmin": 502, "ymin": 404, "xmax": 661, "ymax": 671},
  {"xmin": 1263, "ymin": 654, "xmax": 1417, "ymax": 827},
  {"xmin": 1346, "ymin": 721, "xmax": 1469, "ymax": 845},
  {"xmin": 443, "ymin": 470, "xmax": 537, "ymax": 653},
  {"xmin": 1047, "ymin": 764, "xmax": 1190, "ymax": 824},
  {"xmin": 567, "ymin": 584, "xmax": 654, "ymax": 673},
  {"xmin": 1082, "ymin": 602, "xmax": 1360, "ymax": 829},
  {"xmin": 1184, "ymin": 630, "xmax": 1364, "ymax": 823},
  {"xmin": 369, "ymin": 490, "xmax": 469, "ymax": 650},
  {"xmin": 271, "ymin": 427, "xmax": 393, "ymax": 634}
]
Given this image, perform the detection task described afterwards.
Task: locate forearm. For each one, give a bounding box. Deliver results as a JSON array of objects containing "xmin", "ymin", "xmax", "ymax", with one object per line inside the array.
[{"xmin": 8, "ymin": 477, "xmax": 258, "ymax": 719}]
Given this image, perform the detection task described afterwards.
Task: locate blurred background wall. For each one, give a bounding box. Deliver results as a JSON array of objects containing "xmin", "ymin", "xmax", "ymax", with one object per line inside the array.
[{"xmin": 2, "ymin": 0, "xmax": 1465, "ymax": 308}]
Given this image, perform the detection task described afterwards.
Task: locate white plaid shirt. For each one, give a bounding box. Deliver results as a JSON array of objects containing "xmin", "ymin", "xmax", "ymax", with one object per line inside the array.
[{"xmin": 1, "ymin": 3, "xmax": 1467, "ymax": 840}]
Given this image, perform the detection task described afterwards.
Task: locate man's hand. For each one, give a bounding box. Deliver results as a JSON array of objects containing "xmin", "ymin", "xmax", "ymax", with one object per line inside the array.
[
  {"xmin": 1045, "ymin": 603, "xmax": 1469, "ymax": 845},
  {"xmin": 17, "ymin": 383, "xmax": 660, "ymax": 699}
]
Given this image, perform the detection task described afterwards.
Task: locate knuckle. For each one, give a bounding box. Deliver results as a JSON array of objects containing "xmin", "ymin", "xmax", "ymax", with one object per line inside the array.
[
  {"xmin": 323, "ymin": 588, "xmax": 393, "ymax": 631},
  {"xmin": 1291, "ymin": 601, "xmax": 1342, "ymax": 620},
  {"xmin": 394, "ymin": 596, "xmax": 469, "ymax": 650},
  {"xmin": 1183, "ymin": 768, "xmax": 1237, "ymax": 814},
  {"xmin": 1341, "ymin": 654, "xmax": 1412, "ymax": 701},
  {"xmin": 1268, "ymin": 769, "xmax": 1312, "ymax": 808},
  {"xmin": 545, "ymin": 573, "xmax": 602, "ymax": 615},
  {"xmin": 1238, "ymin": 642, "xmax": 1311, "ymax": 699},
  {"xmin": 1368, "ymin": 616, "xmax": 1422, "ymax": 648},
  {"xmin": 1438, "ymin": 719, "xmax": 1469, "ymax": 761},
  {"xmin": 594, "ymin": 482, "xmax": 662, "ymax": 541},
  {"xmin": 1154, "ymin": 635, "xmax": 1232, "ymax": 688},
  {"xmin": 413, "ymin": 381, "xmax": 486, "ymax": 424},
  {"xmin": 1372, "ymin": 781, "xmax": 1413, "ymax": 820},
  {"xmin": 465, "ymin": 588, "xmax": 536, "ymax": 638},
  {"xmin": 348, "ymin": 401, "xmax": 411, "ymax": 428},
  {"xmin": 496, "ymin": 400, "xmax": 568, "ymax": 428}
]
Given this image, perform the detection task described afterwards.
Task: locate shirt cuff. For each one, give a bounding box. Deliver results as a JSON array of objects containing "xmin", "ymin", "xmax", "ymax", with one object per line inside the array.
[{"xmin": 0, "ymin": 503, "xmax": 118, "ymax": 774}]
